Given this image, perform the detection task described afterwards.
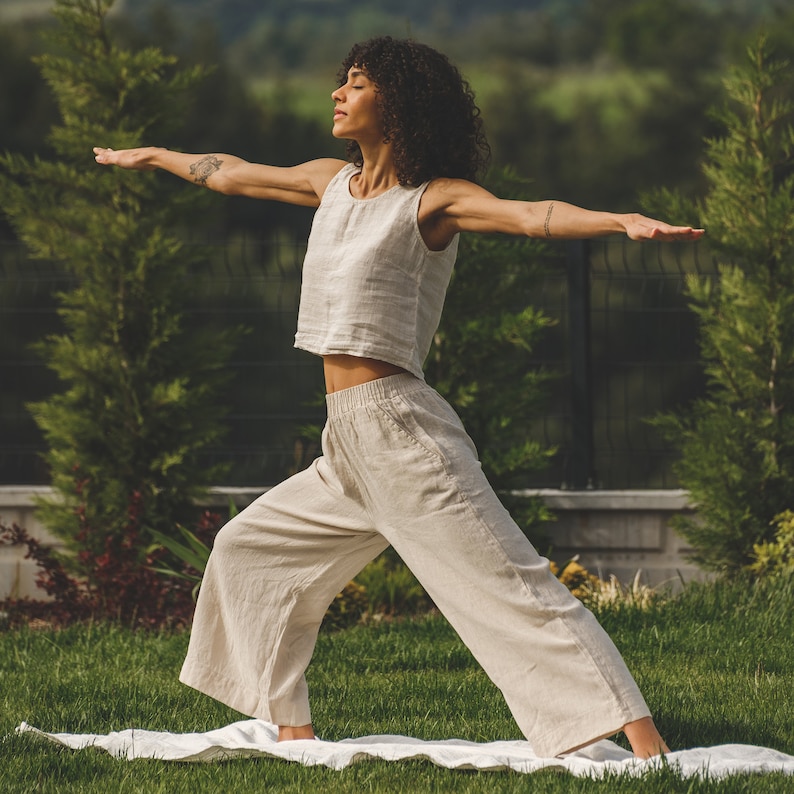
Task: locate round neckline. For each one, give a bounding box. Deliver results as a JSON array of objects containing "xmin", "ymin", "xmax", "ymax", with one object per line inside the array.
[{"xmin": 346, "ymin": 167, "xmax": 403, "ymax": 202}]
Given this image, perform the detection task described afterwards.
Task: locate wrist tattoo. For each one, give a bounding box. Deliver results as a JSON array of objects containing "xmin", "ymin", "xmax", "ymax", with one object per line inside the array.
[
  {"xmin": 544, "ymin": 202, "xmax": 555, "ymax": 238},
  {"xmin": 189, "ymin": 154, "xmax": 223, "ymax": 185}
]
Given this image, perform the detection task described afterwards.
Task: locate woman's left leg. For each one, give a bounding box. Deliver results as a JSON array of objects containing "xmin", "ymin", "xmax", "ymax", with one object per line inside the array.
[{"xmin": 325, "ymin": 375, "xmax": 654, "ymax": 758}]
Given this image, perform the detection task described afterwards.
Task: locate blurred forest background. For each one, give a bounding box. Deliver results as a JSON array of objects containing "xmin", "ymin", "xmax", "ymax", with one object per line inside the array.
[{"xmin": 1, "ymin": 0, "xmax": 794, "ymax": 488}]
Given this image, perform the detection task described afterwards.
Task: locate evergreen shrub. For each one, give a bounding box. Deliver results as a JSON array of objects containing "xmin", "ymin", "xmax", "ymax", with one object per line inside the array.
[
  {"xmin": 648, "ymin": 37, "xmax": 794, "ymax": 573},
  {"xmin": 0, "ymin": 0, "xmax": 242, "ymax": 622}
]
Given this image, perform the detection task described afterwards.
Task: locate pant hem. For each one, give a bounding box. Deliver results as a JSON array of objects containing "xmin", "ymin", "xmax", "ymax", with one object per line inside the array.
[
  {"xmin": 179, "ymin": 660, "xmax": 313, "ymax": 727},
  {"xmin": 531, "ymin": 703, "xmax": 652, "ymax": 758}
]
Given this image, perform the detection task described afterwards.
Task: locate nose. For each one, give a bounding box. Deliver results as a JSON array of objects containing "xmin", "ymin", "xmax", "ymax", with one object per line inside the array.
[{"xmin": 331, "ymin": 85, "xmax": 343, "ymax": 103}]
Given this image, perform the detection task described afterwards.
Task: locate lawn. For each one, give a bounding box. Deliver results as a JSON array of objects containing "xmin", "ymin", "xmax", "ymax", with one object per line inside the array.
[{"xmin": 1, "ymin": 576, "xmax": 792, "ymax": 793}]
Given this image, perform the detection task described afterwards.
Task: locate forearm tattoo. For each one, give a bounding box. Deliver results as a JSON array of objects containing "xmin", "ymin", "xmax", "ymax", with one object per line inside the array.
[
  {"xmin": 544, "ymin": 202, "xmax": 555, "ymax": 238},
  {"xmin": 189, "ymin": 154, "xmax": 223, "ymax": 186}
]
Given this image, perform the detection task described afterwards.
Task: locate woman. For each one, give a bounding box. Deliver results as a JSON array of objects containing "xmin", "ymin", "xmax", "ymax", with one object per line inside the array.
[{"xmin": 94, "ymin": 36, "xmax": 702, "ymax": 758}]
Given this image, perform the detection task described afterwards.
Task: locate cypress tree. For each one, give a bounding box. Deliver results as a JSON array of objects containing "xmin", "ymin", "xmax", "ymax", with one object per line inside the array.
[
  {"xmin": 650, "ymin": 37, "xmax": 794, "ymax": 573},
  {"xmin": 0, "ymin": 0, "xmax": 239, "ymax": 618}
]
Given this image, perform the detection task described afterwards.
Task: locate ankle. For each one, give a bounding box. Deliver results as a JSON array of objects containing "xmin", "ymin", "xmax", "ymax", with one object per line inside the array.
[
  {"xmin": 277, "ymin": 724, "xmax": 315, "ymax": 742},
  {"xmin": 623, "ymin": 716, "xmax": 669, "ymax": 758}
]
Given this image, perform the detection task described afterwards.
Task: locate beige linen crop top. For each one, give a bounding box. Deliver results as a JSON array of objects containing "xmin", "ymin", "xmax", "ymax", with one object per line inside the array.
[{"xmin": 294, "ymin": 163, "xmax": 459, "ymax": 380}]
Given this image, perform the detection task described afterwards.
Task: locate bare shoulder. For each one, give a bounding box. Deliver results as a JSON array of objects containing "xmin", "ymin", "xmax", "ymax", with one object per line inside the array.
[
  {"xmin": 425, "ymin": 176, "xmax": 482, "ymax": 200},
  {"xmin": 423, "ymin": 177, "xmax": 493, "ymax": 214},
  {"xmin": 417, "ymin": 178, "xmax": 485, "ymax": 250},
  {"xmin": 301, "ymin": 158, "xmax": 349, "ymax": 200},
  {"xmin": 423, "ymin": 177, "xmax": 531, "ymax": 237},
  {"xmin": 422, "ymin": 177, "xmax": 500, "ymax": 225}
]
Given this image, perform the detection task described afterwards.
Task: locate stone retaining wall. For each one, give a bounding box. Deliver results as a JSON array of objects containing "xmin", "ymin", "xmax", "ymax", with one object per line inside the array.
[{"xmin": 1, "ymin": 486, "xmax": 702, "ymax": 600}]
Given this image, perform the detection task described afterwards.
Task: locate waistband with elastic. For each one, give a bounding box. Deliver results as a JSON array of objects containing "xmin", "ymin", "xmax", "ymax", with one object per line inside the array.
[{"xmin": 325, "ymin": 373, "xmax": 427, "ymax": 417}]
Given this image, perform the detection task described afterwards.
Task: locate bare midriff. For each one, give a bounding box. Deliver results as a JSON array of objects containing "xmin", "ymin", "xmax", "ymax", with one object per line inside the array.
[{"xmin": 323, "ymin": 354, "xmax": 408, "ymax": 393}]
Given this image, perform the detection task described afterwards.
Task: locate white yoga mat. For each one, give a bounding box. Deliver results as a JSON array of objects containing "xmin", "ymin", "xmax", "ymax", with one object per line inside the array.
[{"xmin": 17, "ymin": 719, "xmax": 794, "ymax": 779}]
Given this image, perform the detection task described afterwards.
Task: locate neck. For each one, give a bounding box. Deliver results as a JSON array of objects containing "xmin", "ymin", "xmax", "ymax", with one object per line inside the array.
[{"xmin": 351, "ymin": 141, "xmax": 399, "ymax": 198}]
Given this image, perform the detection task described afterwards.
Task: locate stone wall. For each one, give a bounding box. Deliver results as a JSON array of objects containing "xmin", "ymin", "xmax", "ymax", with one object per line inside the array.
[
  {"xmin": 525, "ymin": 489, "xmax": 703, "ymax": 590},
  {"xmin": 1, "ymin": 486, "xmax": 703, "ymax": 600}
]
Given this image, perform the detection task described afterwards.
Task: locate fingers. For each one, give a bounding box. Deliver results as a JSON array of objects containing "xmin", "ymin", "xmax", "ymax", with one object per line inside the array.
[
  {"xmin": 92, "ymin": 146, "xmax": 158, "ymax": 171},
  {"xmin": 651, "ymin": 226, "xmax": 705, "ymax": 241},
  {"xmin": 636, "ymin": 221, "xmax": 704, "ymax": 242},
  {"xmin": 93, "ymin": 146, "xmax": 114, "ymax": 165}
]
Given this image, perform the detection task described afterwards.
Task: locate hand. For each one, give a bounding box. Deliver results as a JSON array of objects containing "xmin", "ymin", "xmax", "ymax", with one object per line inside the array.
[
  {"xmin": 92, "ymin": 146, "xmax": 160, "ymax": 171},
  {"xmin": 624, "ymin": 213, "xmax": 705, "ymax": 242}
]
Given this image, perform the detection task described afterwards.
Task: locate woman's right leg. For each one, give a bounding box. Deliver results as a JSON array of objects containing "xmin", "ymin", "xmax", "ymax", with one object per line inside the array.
[{"xmin": 179, "ymin": 454, "xmax": 388, "ymax": 730}]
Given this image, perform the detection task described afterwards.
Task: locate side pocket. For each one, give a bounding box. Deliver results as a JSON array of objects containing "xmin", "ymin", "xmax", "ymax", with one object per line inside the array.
[{"xmin": 374, "ymin": 400, "xmax": 446, "ymax": 466}]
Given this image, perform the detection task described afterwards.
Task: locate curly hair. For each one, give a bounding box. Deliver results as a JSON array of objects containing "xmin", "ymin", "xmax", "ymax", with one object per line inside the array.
[{"xmin": 338, "ymin": 37, "xmax": 490, "ymax": 186}]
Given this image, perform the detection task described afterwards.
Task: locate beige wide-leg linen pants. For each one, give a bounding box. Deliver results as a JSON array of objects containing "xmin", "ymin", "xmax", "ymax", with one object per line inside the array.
[{"xmin": 180, "ymin": 373, "xmax": 650, "ymax": 758}]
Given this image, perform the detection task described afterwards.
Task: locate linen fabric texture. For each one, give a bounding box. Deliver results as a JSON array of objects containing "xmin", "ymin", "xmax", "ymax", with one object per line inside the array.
[
  {"xmin": 180, "ymin": 374, "xmax": 651, "ymax": 758},
  {"xmin": 294, "ymin": 163, "xmax": 458, "ymax": 380}
]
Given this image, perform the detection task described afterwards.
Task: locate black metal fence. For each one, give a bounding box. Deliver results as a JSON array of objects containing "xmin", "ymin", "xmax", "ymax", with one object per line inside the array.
[
  {"xmin": 0, "ymin": 233, "xmax": 715, "ymax": 489},
  {"xmin": 548, "ymin": 238, "xmax": 715, "ymax": 489}
]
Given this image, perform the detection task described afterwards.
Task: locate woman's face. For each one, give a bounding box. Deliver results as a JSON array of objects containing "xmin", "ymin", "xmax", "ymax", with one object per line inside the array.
[{"xmin": 331, "ymin": 67, "xmax": 384, "ymax": 144}]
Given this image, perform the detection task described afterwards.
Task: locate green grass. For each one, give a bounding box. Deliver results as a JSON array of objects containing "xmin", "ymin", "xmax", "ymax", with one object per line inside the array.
[{"xmin": 1, "ymin": 576, "xmax": 793, "ymax": 792}]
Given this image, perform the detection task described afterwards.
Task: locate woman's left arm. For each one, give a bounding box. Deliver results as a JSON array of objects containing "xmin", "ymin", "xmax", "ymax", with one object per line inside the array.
[{"xmin": 426, "ymin": 179, "xmax": 704, "ymax": 242}]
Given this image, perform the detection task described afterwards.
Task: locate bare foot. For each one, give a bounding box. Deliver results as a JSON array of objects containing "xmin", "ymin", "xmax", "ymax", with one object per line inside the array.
[
  {"xmin": 623, "ymin": 716, "xmax": 670, "ymax": 758},
  {"xmin": 278, "ymin": 724, "xmax": 315, "ymax": 742}
]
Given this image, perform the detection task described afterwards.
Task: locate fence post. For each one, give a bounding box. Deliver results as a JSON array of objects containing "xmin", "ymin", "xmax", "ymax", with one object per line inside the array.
[{"xmin": 566, "ymin": 239, "xmax": 595, "ymax": 489}]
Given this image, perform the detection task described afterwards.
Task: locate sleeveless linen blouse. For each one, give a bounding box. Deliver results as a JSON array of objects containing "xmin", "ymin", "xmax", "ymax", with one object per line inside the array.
[{"xmin": 294, "ymin": 163, "xmax": 459, "ymax": 380}]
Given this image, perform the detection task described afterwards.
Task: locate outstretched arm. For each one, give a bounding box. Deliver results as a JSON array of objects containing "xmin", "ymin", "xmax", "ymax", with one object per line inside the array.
[
  {"xmin": 93, "ymin": 146, "xmax": 346, "ymax": 207},
  {"xmin": 423, "ymin": 179, "xmax": 704, "ymax": 244}
]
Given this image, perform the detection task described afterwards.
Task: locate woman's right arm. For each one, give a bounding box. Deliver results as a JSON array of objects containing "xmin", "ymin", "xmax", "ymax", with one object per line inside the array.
[{"xmin": 92, "ymin": 146, "xmax": 346, "ymax": 207}]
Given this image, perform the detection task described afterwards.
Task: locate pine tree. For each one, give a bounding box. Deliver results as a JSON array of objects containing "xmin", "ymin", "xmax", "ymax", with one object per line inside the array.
[
  {"xmin": 650, "ymin": 37, "xmax": 794, "ymax": 573},
  {"xmin": 0, "ymin": 0, "xmax": 240, "ymax": 619}
]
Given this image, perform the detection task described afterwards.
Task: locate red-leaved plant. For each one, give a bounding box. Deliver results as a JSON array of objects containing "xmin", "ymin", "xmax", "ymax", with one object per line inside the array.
[{"xmin": 0, "ymin": 507, "xmax": 220, "ymax": 630}]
